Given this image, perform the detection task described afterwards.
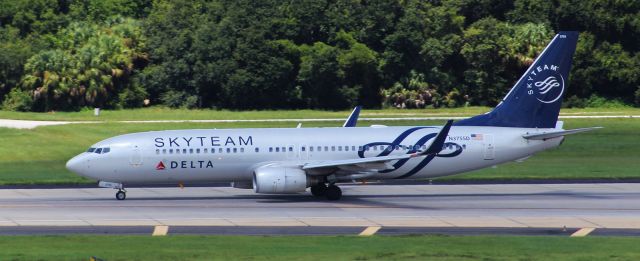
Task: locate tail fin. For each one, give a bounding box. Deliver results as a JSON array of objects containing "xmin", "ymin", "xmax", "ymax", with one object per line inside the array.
[{"xmin": 455, "ymin": 31, "xmax": 578, "ymax": 128}]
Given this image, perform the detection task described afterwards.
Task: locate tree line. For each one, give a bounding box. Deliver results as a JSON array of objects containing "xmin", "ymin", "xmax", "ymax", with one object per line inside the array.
[{"xmin": 0, "ymin": 0, "xmax": 638, "ymax": 111}]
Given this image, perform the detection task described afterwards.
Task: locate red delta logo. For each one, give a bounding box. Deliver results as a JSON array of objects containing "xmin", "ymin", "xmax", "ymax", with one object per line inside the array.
[{"xmin": 156, "ymin": 161, "xmax": 166, "ymax": 170}]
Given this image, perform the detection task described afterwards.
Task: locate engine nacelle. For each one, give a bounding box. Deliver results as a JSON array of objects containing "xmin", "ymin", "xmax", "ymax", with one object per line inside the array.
[{"xmin": 253, "ymin": 166, "xmax": 310, "ymax": 194}]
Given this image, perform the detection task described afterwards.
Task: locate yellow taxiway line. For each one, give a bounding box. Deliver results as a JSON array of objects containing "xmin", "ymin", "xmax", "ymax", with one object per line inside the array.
[
  {"xmin": 152, "ymin": 225, "xmax": 169, "ymax": 236},
  {"xmin": 359, "ymin": 226, "xmax": 381, "ymax": 236},
  {"xmin": 570, "ymin": 227, "xmax": 595, "ymax": 237}
]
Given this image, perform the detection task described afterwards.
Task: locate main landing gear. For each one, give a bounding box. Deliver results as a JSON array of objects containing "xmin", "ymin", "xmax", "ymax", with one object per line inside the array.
[
  {"xmin": 310, "ymin": 183, "xmax": 342, "ymax": 200},
  {"xmin": 115, "ymin": 189, "xmax": 127, "ymax": 200}
]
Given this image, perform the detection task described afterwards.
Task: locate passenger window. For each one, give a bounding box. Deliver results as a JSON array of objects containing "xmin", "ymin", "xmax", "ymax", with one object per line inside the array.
[
  {"xmin": 169, "ymin": 149, "xmax": 174, "ymax": 154},
  {"xmin": 196, "ymin": 148, "xmax": 201, "ymax": 153},
  {"xmin": 359, "ymin": 146, "xmax": 363, "ymax": 151},
  {"xmin": 226, "ymin": 148, "xmax": 231, "ymax": 153},
  {"xmin": 255, "ymin": 147, "xmax": 259, "ymax": 153},
  {"xmin": 344, "ymin": 146, "xmax": 349, "ymax": 151},
  {"xmin": 204, "ymin": 148, "xmax": 208, "ymax": 153},
  {"xmin": 309, "ymin": 147, "xmax": 314, "ymax": 152},
  {"xmin": 240, "ymin": 148, "xmax": 245, "ymax": 153},
  {"xmin": 269, "ymin": 147, "xmax": 273, "ymax": 152},
  {"xmin": 324, "ymin": 146, "xmax": 328, "ymax": 151},
  {"xmin": 218, "ymin": 148, "xmax": 223, "ymax": 153},
  {"xmin": 189, "ymin": 149, "xmax": 194, "ymax": 154},
  {"xmin": 352, "ymin": 146, "xmax": 356, "ymax": 151},
  {"xmin": 281, "ymin": 147, "xmax": 285, "ymax": 152},
  {"xmin": 338, "ymin": 146, "xmax": 342, "ymax": 151},
  {"xmin": 162, "ymin": 149, "xmax": 167, "ymax": 154},
  {"xmin": 211, "ymin": 148, "xmax": 214, "ymax": 154},
  {"xmin": 183, "ymin": 149, "xmax": 187, "ymax": 154},
  {"xmin": 233, "ymin": 148, "xmax": 237, "ymax": 153},
  {"xmin": 317, "ymin": 146, "xmax": 321, "ymax": 151},
  {"xmin": 275, "ymin": 147, "xmax": 280, "ymax": 152},
  {"xmin": 331, "ymin": 146, "xmax": 335, "ymax": 151},
  {"xmin": 156, "ymin": 149, "xmax": 160, "ymax": 155},
  {"xmin": 288, "ymin": 147, "xmax": 293, "ymax": 152},
  {"xmin": 301, "ymin": 147, "xmax": 306, "ymax": 152}
]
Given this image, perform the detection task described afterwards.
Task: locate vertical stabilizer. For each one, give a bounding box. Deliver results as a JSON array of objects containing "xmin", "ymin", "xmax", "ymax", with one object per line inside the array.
[{"xmin": 455, "ymin": 32, "xmax": 578, "ymax": 128}]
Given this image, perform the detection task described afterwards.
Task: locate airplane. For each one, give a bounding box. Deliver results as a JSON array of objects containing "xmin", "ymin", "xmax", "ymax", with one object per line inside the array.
[{"xmin": 66, "ymin": 31, "xmax": 600, "ymax": 201}]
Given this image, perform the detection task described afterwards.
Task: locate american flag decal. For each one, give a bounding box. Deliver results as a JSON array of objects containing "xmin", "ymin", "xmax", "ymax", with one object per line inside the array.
[{"xmin": 470, "ymin": 134, "xmax": 483, "ymax": 140}]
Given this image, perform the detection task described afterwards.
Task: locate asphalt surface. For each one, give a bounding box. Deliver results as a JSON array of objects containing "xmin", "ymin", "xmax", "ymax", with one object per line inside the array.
[{"xmin": 1, "ymin": 183, "xmax": 640, "ymax": 236}]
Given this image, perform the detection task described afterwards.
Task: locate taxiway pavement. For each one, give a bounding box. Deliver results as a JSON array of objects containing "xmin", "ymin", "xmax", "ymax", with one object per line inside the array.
[{"xmin": 1, "ymin": 183, "xmax": 639, "ymax": 235}]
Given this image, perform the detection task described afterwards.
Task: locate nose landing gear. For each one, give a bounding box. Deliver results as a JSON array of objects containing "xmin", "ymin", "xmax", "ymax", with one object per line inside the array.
[{"xmin": 98, "ymin": 181, "xmax": 127, "ymax": 201}]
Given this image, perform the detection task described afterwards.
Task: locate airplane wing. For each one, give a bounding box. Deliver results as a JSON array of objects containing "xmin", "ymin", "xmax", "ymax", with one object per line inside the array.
[
  {"xmin": 522, "ymin": 127, "xmax": 602, "ymax": 140},
  {"xmin": 342, "ymin": 106, "xmax": 361, "ymax": 127},
  {"xmin": 303, "ymin": 120, "xmax": 453, "ymax": 172}
]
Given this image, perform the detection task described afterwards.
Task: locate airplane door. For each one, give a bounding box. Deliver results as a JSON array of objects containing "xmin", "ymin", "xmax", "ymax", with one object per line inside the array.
[
  {"xmin": 483, "ymin": 134, "xmax": 495, "ymax": 160},
  {"xmin": 130, "ymin": 145, "xmax": 143, "ymax": 167},
  {"xmin": 299, "ymin": 144, "xmax": 309, "ymax": 160}
]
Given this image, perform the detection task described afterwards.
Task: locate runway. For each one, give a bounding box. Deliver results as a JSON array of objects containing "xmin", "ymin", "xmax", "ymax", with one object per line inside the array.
[{"xmin": 1, "ymin": 183, "xmax": 640, "ymax": 236}]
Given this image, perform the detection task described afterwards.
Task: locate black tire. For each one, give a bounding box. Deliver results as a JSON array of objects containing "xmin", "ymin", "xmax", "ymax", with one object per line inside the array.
[
  {"xmin": 310, "ymin": 184, "xmax": 328, "ymax": 197},
  {"xmin": 116, "ymin": 191, "xmax": 126, "ymax": 200},
  {"xmin": 325, "ymin": 185, "xmax": 342, "ymax": 201}
]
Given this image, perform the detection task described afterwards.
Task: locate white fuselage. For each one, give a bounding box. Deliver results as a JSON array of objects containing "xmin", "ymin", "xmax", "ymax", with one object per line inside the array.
[{"xmin": 67, "ymin": 125, "xmax": 562, "ymax": 184}]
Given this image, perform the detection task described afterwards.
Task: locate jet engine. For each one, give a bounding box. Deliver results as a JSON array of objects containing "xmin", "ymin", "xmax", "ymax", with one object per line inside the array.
[{"xmin": 253, "ymin": 166, "xmax": 317, "ymax": 194}]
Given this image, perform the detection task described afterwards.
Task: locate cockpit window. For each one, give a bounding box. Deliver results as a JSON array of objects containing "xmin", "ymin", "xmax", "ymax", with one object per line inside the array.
[{"xmin": 88, "ymin": 147, "xmax": 110, "ymax": 154}]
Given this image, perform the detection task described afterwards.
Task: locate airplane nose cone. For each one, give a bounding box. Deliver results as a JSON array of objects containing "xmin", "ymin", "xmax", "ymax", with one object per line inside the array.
[{"xmin": 66, "ymin": 155, "xmax": 88, "ymax": 176}]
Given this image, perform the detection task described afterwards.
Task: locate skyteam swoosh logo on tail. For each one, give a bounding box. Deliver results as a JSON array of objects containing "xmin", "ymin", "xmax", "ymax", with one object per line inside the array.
[
  {"xmin": 535, "ymin": 76, "xmax": 560, "ymax": 94},
  {"xmin": 526, "ymin": 64, "xmax": 565, "ymax": 104}
]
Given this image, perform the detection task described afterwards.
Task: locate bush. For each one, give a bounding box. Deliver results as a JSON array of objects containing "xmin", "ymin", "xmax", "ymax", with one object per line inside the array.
[
  {"xmin": 1, "ymin": 88, "xmax": 33, "ymax": 111},
  {"xmin": 635, "ymin": 88, "xmax": 640, "ymax": 107},
  {"xmin": 117, "ymin": 84, "xmax": 148, "ymax": 108},
  {"xmin": 160, "ymin": 90, "xmax": 199, "ymax": 109},
  {"xmin": 563, "ymin": 95, "xmax": 587, "ymax": 108},
  {"xmin": 585, "ymin": 95, "xmax": 629, "ymax": 108}
]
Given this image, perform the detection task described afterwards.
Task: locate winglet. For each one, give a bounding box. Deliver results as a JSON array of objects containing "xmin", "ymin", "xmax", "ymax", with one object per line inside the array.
[
  {"xmin": 342, "ymin": 106, "xmax": 361, "ymax": 127},
  {"xmin": 421, "ymin": 120, "xmax": 453, "ymax": 155}
]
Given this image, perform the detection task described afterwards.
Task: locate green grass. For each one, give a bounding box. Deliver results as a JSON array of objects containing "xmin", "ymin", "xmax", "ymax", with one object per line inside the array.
[
  {"xmin": 1, "ymin": 235, "xmax": 639, "ymax": 260},
  {"xmin": 0, "ymin": 106, "xmax": 639, "ymax": 121},
  {"xmin": 0, "ymin": 117, "xmax": 638, "ymax": 185}
]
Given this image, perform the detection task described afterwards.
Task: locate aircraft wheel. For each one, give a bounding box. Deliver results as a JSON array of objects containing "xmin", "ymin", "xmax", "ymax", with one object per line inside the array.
[
  {"xmin": 325, "ymin": 185, "xmax": 342, "ymax": 201},
  {"xmin": 115, "ymin": 190, "xmax": 126, "ymax": 200},
  {"xmin": 310, "ymin": 183, "xmax": 328, "ymax": 197}
]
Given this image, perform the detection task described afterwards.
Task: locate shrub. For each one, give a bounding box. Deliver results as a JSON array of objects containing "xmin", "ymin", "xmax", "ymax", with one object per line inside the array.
[
  {"xmin": 1, "ymin": 88, "xmax": 33, "ymax": 111},
  {"xmin": 160, "ymin": 90, "xmax": 199, "ymax": 109}
]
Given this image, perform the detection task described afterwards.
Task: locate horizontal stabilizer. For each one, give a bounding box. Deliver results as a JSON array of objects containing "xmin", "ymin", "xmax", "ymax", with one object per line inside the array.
[{"xmin": 522, "ymin": 127, "xmax": 602, "ymax": 140}]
